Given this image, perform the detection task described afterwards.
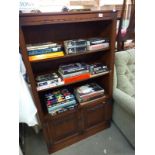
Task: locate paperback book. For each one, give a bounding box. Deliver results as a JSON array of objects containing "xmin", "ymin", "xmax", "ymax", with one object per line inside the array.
[{"xmin": 44, "ymin": 89, "xmax": 77, "ymax": 115}]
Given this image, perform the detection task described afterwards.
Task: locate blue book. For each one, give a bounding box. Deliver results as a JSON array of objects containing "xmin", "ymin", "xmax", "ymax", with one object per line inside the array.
[
  {"xmin": 28, "ymin": 46, "xmax": 62, "ymax": 56},
  {"xmin": 47, "ymin": 100, "xmax": 76, "ymax": 112}
]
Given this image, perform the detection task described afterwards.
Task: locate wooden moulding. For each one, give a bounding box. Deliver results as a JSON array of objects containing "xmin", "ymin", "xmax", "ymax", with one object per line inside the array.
[{"xmin": 19, "ymin": 11, "xmax": 117, "ymax": 26}]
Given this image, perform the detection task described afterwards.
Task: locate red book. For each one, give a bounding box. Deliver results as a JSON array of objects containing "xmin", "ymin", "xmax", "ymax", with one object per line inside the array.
[{"xmin": 63, "ymin": 73, "xmax": 90, "ymax": 84}]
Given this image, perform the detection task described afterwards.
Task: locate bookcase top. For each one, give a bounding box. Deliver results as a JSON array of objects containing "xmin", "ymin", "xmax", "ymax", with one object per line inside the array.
[
  {"xmin": 19, "ymin": 10, "xmax": 117, "ymax": 17},
  {"xmin": 19, "ymin": 10, "xmax": 117, "ymax": 26}
]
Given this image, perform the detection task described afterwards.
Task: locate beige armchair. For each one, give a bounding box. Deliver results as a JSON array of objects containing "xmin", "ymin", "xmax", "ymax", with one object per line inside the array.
[{"xmin": 112, "ymin": 49, "xmax": 135, "ymax": 147}]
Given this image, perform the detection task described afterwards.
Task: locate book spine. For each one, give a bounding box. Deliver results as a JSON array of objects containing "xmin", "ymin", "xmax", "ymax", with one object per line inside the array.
[
  {"xmin": 88, "ymin": 43, "xmax": 109, "ymax": 51},
  {"xmin": 37, "ymin": 81, "xmax": 64, "ymax": 91},
  {"xmin": 27, "ymin": 43, "xmax": 57, "ymax": 50},
  {"xmin": 63, "ymin": 73, "xmax": 90, "ymax": 84},
  {"xmin": 47, "ymin": 100, "xmax": 76, "ymax": 111},
  {"xmin": 29, "ymin": 51, "xmax": 64, "ymax": 61},
  {"xmin": 59, "ymin": 70, "xmax": 89, "ymax": 78},
  {"xmin": 28, "ymin": 47, "xmax": 62, "ymax": 56},
  {"xmin": 37, "ymin": 78, "xmax": 60, "ymax": 86},
  {"xmin": 59, "ymin": 66, "xmax": 88, "ymax": 74}
]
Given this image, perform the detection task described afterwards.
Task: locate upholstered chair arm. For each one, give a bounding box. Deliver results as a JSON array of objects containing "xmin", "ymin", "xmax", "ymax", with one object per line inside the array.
[{"xmin": 113, "ymin": 88, "xmax": 135, "ymax": 116}]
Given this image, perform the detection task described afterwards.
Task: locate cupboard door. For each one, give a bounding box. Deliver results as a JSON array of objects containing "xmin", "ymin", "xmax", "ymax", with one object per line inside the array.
[
  {"xmin": 83, "ymin": 102, "xmax": 112, "ymax": 129},
  {"xmin": 48, "ymin": 111, "xmax": 79, "ymax": 142}
]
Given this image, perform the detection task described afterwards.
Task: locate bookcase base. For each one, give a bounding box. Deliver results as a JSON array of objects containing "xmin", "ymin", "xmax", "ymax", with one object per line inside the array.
[{"xmin": 47, "ymin": 121, "xmax": 111, "ymax": 154}]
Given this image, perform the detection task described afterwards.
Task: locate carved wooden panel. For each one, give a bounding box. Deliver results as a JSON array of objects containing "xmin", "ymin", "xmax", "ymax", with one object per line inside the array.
[
  {"xmin": 83, "ymin": 102, "xmax": 106, "ymax": 129},
  {"xmin": 48, "ymin": 111, "xmax": 79, "ymax": 142}
]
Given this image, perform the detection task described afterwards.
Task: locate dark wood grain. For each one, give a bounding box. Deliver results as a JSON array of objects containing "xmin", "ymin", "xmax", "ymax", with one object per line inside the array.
[{"xmin": 19, "ymin": 11, "xmax": 116, "ymax": 154}]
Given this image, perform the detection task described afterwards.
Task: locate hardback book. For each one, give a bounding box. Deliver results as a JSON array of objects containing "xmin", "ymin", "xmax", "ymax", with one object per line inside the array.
[
  {"xmin": 36, "ymin": 72, "xmax": 61, "ymax": 86},
  {"xmin": 89, "ymin": 63, "xmax": 108, "ymax": 75},
  {"xmin": 47, "ymin": 100, "xmax": 76, "ymax": 112},
  {"xmin": 59, "ymin": 69, "xmax": 89, "ymax": 78},
  {"xmin": 29, "ymin": 51, "xmax": 64, "ymax": 61},
  {"xmin": 37, "ymin": 81, "xmax": 64, "ymax": 91},
  {"xmin": 59, "ymin": 63, "xmax": 88, "ymax": 74},
  {"xmin": 36, "ymin": 72, "xmax": 64, "ymax": 91},
  {"xmin": 28, "ymin": 45, "xmax": 62, "ymax": 56},
  {"xmin": 63, "ymin": 73, "xmax": 90, "ymax": 84},
  {"xmin": 87, "ymin": 38, "xmax": 109, "ymax": 45},
  {"xmin": 64, "ymin": 39, "xmax": 87, "ymax": 54},
  {"xmin": 74, "ymin": 83, "xmax": 104, "ymax": 102},
  {"xmin": 49, "ymin": 104, "xmax": 77, "ymax": 116},
  {"xmin": 36, "ymin": 72, "xmax": 59, "ymax": 82},
  {"xmin": 44, "ymin": 89, "xmax": 77, "ymax": 114},
  {"xmin": 87, "ymin": 43, "xmax": 109, "ymax": 51},
  {"xmin": 75, "ymin": 83, "xmax": 104, "ymax": 96},
  {"xmin": 27, "ymin": 42, "xmax": 57, "ymax": 51}
]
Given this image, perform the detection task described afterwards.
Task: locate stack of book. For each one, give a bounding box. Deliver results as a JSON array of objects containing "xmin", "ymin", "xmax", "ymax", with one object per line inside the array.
[
  {"xmin": 64, "ymin": 39, "xmax": 87, "ymax": 54},
  {"xmin": 87, "ymin": 38, "xmax": 109, "ymax": 51},
  {"xmin": 27, "ymin": 42, "xmax": 64, "ymax": 61},
  {"xmin": 74, "ymin": 83, "xmax": 105, "ymax": 103},
  {"xmin": 36, "ymin": 72, "xmax": 64, "ymax": 91},
  {"xmin": 58, "ymin": 63, "xmax": 90, "ymax": 84},
  {"xmin": 44, "ymin": 89, "xmax": 77, "ymax": 115},
  {"xmin": 89, "ymin": 63, "xmax": 109, "ymax": 75}
]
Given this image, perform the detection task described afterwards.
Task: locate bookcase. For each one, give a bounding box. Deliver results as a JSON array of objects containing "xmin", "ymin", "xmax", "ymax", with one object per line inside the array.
[{"xmin": 19, "ymin": 11, "xmax": 117, "ymax": 154}]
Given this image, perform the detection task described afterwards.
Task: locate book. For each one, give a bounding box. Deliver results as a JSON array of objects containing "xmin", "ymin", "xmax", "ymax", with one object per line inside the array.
[
  {"xmin": 87, "ymin": 43, "xmax": 109, "ymax": 51},
  {"xmin": 89, "ymin": 63, "xmax": 108, "ymax": 75},
  {"xmin": 44, "ymin": 89, "xmax": 77, "ymax": 114},
  {"xmin": 74, "ymin": 83, "xmax": 105, "ymax": 102},
  {"xmin": 27, "ymin": 42, "xmax": 57, "ymax": 51},
  {"xmin": 49, "ymin": 103, "xmax": 77, "ymax": 115},
  {"xmin": 47, "ymin": 100, "xmax": 76, "ymax": 111},
  {"xmin": 59, "ymin": 63, "xmax": 88, "ymax": 74},
  {"xmin": 28, "ymin": 45, "xmax": 62, "ymax": 56},
  {"xmin": 37, "ymin": 81, "xmax": 64, "ymax": 91},
  {"xmin": 76, "ymin": 83, "xmax": 104, "ymax": 96},
  {"xmin": 63, "ymin": 73, "xmax": 90, "ymax": 84},
  {"xmin": 36, "ymin": 72, "xmax": 63, "ymax": 90},
  {"xmin": 36, "ymin": 72, "xmax": 59, "ymax": 82},
  {"xmin": 87, "ymin": 38, "xmax": 109, "ymax": 45},
  {"xmin": 29, "ymin": 51, "xmax": 64, "ymax": 61},
  {"xmin": 59, "ymin": 69, "xmax": 89, "ymax": 78}
]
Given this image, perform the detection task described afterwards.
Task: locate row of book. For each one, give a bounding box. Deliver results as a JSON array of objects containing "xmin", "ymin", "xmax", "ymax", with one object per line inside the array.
[
  {"xmin": 27, "ymin": 42, "xmax": 64, "ymax": 61},
  {"xmin": 64, "ymin": 38, "xmax": 109, "ymax": 54},
  {"xmin": 27, "ymin": 38, "xmax": 109, "ymax": 61},
  {"xmin": 44, "ymin": 89, "xmax": 77, "ymax": 115},
  {"xmin": 36, "ymin": 62, "xmax": 109, "ymax": 91},
  {"xmin": 44, "ymin": 83, "xmax": 105, "ymax": 115}
]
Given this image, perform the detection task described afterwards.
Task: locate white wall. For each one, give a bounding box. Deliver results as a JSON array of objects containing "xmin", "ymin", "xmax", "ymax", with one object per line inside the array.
[
  {"xmin": 19, "ymin": 0, "xmax": 124, "ymax": 12},
  {"xmin": 100, "ymin": 0, "xmax": 123, "ymax": 5}
]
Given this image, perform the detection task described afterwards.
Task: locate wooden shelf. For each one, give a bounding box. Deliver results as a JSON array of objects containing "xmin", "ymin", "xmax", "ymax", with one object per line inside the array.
[
  {"xmin": 30, "ymin": 47, "xmax": 110, "ymax": 63},
  {"xmin": 20, "ymin": 11, "xmax": 116, "ymax": 154},
  {"xmin": 37, "ymin": 71, "xmax": 111, "ymax": 92}
]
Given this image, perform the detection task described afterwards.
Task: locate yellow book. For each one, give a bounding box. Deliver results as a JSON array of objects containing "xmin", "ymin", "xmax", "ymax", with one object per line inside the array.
[{"xmin": 29, "ymin": 51, "xmax": 64, "ymax": 61}]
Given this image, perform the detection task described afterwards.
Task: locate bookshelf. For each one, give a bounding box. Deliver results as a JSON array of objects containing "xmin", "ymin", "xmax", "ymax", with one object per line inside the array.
[{"xmin": 19, "ymin": 11, "xmax": 116, "ymax": 154}]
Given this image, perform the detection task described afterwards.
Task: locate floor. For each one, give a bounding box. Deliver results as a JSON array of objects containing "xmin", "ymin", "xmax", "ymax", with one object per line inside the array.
[{"xmin": 22, "ymin": 123, "xmax": 134, "ymax": 155}]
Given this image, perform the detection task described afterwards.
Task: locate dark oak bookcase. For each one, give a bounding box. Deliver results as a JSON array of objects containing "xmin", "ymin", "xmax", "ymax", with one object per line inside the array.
[{"xmin": 19, "ymin": 11, "xmax": 116, "ymax": 154}]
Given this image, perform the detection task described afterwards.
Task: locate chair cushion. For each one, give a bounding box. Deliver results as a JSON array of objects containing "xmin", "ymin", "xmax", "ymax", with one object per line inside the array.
[{"xmin": 115, "ymin": 49, "xmax": 135, "ymax": 97}]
